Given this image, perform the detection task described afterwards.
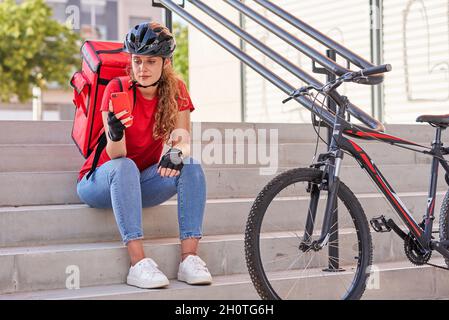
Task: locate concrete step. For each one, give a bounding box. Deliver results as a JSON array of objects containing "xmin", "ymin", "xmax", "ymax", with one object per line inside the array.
[
  {"xmin": 0, "ymin": 191, "xmax": 446, "ymax": 247},
  {"xmin": 0, "ymin": 121, "xmax": 73, "ymax": 145},
  {"xmin": 0, "ymin": 142, "xmax": 435, "ymax": 173},
  {"xmin": 0, "ymin": 164, "xmax": 446, "ymax": 206},
  {"xmin": 0, "ymin": 144, "xmax": 84, "ymax": 172},
  {"xmin": 0, "ymin": 121, "xmax": 438, "ymax": 145},
  {"xmin": 0, "ymin": 121, "xmax": 285, "ymax": 145},
  {"xmin": 0, "ymin": 259, "xmax": 447, "ymax": 300},
  {"xmin": 0, "ymin": 230, "xmax": 444, "ymax": 294}
]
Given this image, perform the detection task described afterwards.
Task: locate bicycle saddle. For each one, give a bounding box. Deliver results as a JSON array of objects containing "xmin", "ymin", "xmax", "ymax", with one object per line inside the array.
[{"xmin": 416, "ymin": 114, "xmax": 449, "ymax": 127}]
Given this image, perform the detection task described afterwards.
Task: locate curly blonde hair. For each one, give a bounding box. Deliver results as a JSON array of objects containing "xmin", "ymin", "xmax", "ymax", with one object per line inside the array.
[{"xmin": 128, "ymin": 22, "xmax": 186, "ymax": 144}]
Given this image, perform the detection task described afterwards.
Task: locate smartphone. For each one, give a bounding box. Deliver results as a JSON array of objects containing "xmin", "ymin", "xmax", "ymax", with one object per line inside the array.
[{"xmin": 110, "ymin": 92, "xmax": 133, "ymax": 125}]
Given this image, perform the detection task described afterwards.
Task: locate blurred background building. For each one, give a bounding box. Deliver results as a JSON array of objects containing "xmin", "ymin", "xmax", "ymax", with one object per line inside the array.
[
  {"xmin": 188, "ymin": 0, "xmax": 449, "ymax": 124},
  {"xmin": 1, "ymin": 0, "xmax": 448, "ymax": 125},
  {"xmin": 0, "ymin": 0, "xmax": 163, "ymax": 120}
]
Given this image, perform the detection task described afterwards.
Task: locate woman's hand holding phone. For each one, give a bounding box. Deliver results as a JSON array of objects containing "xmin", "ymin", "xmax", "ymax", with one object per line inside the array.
[
  {"xmin": 107, "ymin": 93, "xmax": 133, "ymax": 142},
  {"xmin": 109, "ymin": 92, "xmax": 133, "ymax": 127},
  {"xmin": 107, "ymin": 110, "xmax": 127, "ymax": 142},
  {"xmin": 108, "ymin": 101, "xmax": 133, "ymax": 128}
]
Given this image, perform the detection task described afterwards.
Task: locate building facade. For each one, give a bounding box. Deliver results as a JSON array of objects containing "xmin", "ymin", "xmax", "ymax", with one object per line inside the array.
[
  {"xmin": 0, "ymin": 0, "xmax": 164, "ymax": 120},
  {"xmin": 48, "ymin": 0, "xmax": 164, "ymax": 119},
  {"xmin": 188, "ymin": 0, "xmax": 449, "ymax": 124}
]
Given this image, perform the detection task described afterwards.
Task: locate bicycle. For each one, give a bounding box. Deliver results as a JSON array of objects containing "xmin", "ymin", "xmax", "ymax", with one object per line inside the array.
[{"xmin": 244, "ymin": 64, "xmax": 449, "ymax": 300}]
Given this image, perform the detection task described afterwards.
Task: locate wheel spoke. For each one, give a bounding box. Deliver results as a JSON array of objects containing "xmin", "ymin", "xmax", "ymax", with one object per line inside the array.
[{"xmin": 245, "ymin": 169, "xmax": 372, "ymax": 300}]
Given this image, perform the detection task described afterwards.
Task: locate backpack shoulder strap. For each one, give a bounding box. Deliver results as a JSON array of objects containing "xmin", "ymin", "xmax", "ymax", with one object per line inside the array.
[
  {"xmin": 85, "ymin": 76, "xmax": 133, "ymax": 181},
  {"xmin": 86, "ymin": 132, "xmax": 106, "ymax": 180}
]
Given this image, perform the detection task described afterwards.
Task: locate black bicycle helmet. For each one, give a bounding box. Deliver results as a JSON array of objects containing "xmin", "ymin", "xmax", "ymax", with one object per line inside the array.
[{"xmin": 123, "ymin": 22, "xmax": 176, "ymax": 58}]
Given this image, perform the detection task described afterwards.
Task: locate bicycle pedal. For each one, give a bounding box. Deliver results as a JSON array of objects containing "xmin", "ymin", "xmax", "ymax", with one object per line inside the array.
[{"xmin": 370, "ymin": 215, "xmax": 392, "ymax": 233}]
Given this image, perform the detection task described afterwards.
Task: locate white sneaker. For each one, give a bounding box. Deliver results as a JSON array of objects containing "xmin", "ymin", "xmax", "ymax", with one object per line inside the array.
[
  {"xmin": 177, "ymin": 255, "xmax": 213, "ymax": 285},
  {"xmin": 126, "ymin": 258, "xmax": 169, "ymax": 289}
]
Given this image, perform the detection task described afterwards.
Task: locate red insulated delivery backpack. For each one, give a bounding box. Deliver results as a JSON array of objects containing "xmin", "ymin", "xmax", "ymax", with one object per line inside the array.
[{"xmin": 70, "ymin": 40, "xmax": 136, "ymax": 179}]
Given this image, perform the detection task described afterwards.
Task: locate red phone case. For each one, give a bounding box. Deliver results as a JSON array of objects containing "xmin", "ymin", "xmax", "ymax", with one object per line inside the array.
[{"xmin": 110, "ymin": 92, "xmax": 133, "ymax": 125}]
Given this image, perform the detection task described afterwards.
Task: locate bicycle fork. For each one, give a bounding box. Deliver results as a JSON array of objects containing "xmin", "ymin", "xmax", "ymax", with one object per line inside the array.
[
  {"xmin": 301, "ymin": 149, "xmax": 344, "ymax": 252},
  {"xmin": 302, "ymin": 118, "xmax": 347, "ymax": 253}
]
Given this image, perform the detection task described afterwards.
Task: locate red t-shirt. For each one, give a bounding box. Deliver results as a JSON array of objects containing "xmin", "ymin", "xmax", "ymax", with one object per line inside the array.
[{"xmin": 78, "ymin": 77, "xmax": 195, "ymax": 182}]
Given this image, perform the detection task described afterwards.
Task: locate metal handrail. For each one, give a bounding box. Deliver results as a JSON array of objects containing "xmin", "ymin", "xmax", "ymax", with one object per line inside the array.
[
  {"xmin": 190, "ymin": 0, "xmax": 322, "ymax": 87},
  {"xmin": 224, "ymin": 0, "xmax": 351, "ymax": 78},
  {"xmin": 158, "ymin": 0, "xmax": 385, "ymax": 132},
  {"xmin": 253, "ymin": 0, "xmax": 383, "ymax": 85},
  {"xmin": 189, "ymin": 0, "xmax": 385, "ymax": 132}
]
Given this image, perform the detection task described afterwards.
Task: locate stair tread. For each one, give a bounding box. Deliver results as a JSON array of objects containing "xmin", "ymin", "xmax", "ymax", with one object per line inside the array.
[
  {"xmin": 0, "ymin": 141, "xmax": 432, "ymax": 146},
  {"xmin": 0, "ymin": 258, "xmax": 444, "ymax": 300},
  {"xmin": 0, "ymin": 223, "xmax": 438, "ymax": 255},
  {"xmin": 0, "ymin": 229, "xmax": 372, "ymax": 255},
  {"xmin": 0, "ymin": 162, "xmax": 442, "ymax": 175},
  {"xmin": 0, "ymin": 273, "xmax": 253, "ymax": 300},
  {"xmin": 0, "ymin": 233, "xmax": 249, "ymax": 255},
  {"xmin": 0, "ymin": 189, "xmax": 444, "ymax": 212}
]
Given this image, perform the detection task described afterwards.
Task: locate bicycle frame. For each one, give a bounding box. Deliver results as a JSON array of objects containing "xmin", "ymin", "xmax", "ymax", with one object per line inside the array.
[
  {"xmin": 157, "ymin": 0, "xmax": 449, "ymax": 263},
  {"xmin": 306, "ymin": 98, "xmax": 449, "ymax": 261}
]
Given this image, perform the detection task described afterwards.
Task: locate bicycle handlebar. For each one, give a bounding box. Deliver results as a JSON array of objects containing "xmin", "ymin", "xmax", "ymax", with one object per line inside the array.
[
  {"xmin": 343, "ymin": 64, "xmax": 392, "ymax": 84},
  {"xmin": 284, "ymin": 64, "xmax": 392, "ymax": 132},
  {"xmin": 361, "ymin": 64, "xmax": 393, "ymax": 76},
  {"xmin": 345, "ymin": 64, "xmax": 390, "ymax": 132},
  {"xmin": 358, "ymin": 64, "xmax": 392, "ymax": 77}
]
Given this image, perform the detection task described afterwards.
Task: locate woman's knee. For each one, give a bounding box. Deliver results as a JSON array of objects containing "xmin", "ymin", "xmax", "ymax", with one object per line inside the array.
[
  {"xmin": 183, "ymin": 156, "xmax": 201, "ymax": 166},
  {"xmin": 76, "ymin": 180, "xmax": 112, "ymax": 208},
  {"xmin": 109, "ymin": 157, "xmax": 140, "ymax": 177},
  {"xmin": 181, "ymin": 157, "xmax": 206, "ymax": 182}
]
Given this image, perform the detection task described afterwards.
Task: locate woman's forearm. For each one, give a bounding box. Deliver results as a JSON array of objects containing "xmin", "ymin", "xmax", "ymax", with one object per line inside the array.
[
  {"xmin": 106, "ymin": 135, "xmax": 127, "ymax": 159},
  {"xmin": 102, "ymin": 111, "xmax": 127, "ymax": 159}
]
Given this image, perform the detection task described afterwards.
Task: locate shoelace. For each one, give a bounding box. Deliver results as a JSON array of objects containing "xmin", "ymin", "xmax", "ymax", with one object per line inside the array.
[
  {"xmin": 141, "ymin": 259, "xmax": 164, "ymax": 276},
  {"xmin": 188, "ymin": 257, "xmax": 209, "ymax": 273}
]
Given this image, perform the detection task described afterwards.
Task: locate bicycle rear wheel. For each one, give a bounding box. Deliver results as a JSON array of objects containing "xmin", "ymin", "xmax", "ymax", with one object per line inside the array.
[
  {"xmin": 245, "ymin": 168, "xmax": 372, "ymax": 300},
  {"xmin": 439, "ymin": 189, "xmax": 449, "ymax": 267}
]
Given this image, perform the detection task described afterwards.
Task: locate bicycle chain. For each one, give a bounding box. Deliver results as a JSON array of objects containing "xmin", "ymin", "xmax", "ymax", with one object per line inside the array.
[{"xmin": 404, "ymin": 233, "xmax": 432, "ymax": 266}]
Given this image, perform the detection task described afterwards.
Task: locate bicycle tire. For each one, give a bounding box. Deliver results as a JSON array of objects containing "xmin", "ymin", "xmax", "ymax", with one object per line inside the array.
[
  {"xmin": 439, "ymin": 189, "xmax": 449, "ymax": 267},
  {"xmin": 245, "ymin": 167, "xmax": 373, "ymax": 300}
]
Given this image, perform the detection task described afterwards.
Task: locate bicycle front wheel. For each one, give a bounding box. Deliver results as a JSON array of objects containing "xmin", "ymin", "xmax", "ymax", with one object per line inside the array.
[{"xmin": 245, "ymin": 168, "xmax": 373, "ymax": 300}]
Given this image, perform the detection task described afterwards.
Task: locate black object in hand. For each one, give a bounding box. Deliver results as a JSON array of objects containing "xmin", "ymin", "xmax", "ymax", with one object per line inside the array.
[
  {"xmin": 158, "ymin": 148, "xmax": 184, "ymax": 172},
  {"xmin": 107, "ymin": 111, "xmax": 126, "ymax": 142}
]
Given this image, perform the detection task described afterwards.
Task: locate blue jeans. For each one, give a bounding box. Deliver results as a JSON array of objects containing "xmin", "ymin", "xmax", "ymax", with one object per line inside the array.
[{"xmin": 76, "ymin": 157, "xmax": 206, "ymax": 245}]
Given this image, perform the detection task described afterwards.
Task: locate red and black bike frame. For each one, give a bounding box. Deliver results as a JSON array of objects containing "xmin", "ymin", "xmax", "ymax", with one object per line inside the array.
[
  {"xmin": 313, "ymin": 98, "xmax": 449, "ymax": 260},
  {"xmin": 342, "ymin": 130, "xmax": 447, "ymax": 249}
]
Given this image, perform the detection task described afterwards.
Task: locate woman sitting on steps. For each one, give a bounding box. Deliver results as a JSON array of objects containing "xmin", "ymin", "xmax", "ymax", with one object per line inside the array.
[{"xmin": 76, "ymin": 21, "xmax": 212, "ymax": 289}]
